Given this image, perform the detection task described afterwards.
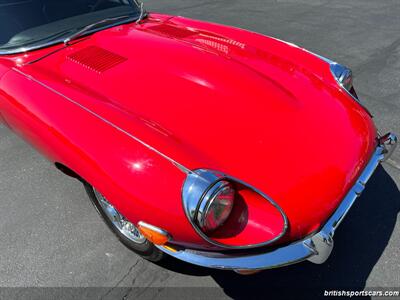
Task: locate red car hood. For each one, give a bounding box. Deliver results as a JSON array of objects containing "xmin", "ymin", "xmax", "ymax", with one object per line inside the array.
[{"xmin": 21, "ymin": 14, "xmax": 377, "ymax": 241}]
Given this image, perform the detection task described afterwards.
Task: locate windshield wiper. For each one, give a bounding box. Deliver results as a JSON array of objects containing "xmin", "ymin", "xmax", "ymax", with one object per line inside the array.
[
  {"xmin": 63, "ymin": 15, "xmax": 135, "ymax": 46},
  {"xmin": 136, "ymin": 1, "xmax": 145, "ymax": 24}
]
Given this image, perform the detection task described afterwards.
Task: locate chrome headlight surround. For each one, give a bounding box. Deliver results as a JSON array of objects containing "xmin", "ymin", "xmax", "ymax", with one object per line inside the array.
[
  {"xmin": 330, "ymin": 62, "xmax": 373, "ymax": 116},
  {"xmin": 331, "ymin": 63, "xmax": 353, "ymax": 90},
  {"xmin": 330, "ymin": 63, "xmax": 360, "ymax": 102},
  {"xmin": 181, "ymin": 170, "xmax": 231, "ymax": 231},
  {"xmin": 182, "ymin": 169, "xmax": 288, "ymax": 249},
  {"xmin": 310, "ymin": 51, "xmax": 361, "ymax": 103}
]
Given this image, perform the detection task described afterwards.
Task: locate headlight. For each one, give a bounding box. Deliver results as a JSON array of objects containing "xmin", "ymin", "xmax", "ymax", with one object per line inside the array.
[
  {"xmin": 330, "ymin": 63, "xmax": 353, "ymax": 90},
  {"xmin": 330, "ymin": 63, "xmax": 359, "ymax": 101},
  {"xmin": 196, "ymin": 181, "xmax": 235, "ymax": 232},
  {"xmin": 182, "ymin": 169, "xmax": 288, "ymax": 249}
]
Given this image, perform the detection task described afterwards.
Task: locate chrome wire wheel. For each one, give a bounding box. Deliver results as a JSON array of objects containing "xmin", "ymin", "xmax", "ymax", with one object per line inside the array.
[
  {"xmin": 93, "ymin": 188, "xmax": 146, "ymax": 244},
  {"xmin": 85, "ymin": 183, "xmax": 164, "ymax": 262}
]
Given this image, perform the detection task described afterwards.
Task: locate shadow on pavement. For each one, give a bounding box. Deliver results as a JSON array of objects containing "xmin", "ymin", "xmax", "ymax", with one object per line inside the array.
[{"xmin": 158, "ymin": 166, "xmax": 400, "ymax": 299}]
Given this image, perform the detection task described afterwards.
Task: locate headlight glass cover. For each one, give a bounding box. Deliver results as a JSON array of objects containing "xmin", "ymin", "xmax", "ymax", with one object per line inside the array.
[
  {"xmin": 330, "ymin": 63, "xmax": 359, "ymax": 101},
  {"xmin": 196, "ymin": 181, "xmax": 235, "ymax": 232}
]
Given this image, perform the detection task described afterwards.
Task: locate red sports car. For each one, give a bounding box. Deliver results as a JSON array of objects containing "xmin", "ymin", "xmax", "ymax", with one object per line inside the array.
[{"xmin": 0, "ymin": 0, "xmax": 397, "ymax": 274}]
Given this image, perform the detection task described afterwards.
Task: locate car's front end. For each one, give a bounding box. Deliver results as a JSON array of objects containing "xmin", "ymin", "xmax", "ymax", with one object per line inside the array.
[
  {"xmin": 136, "ymin": 42, "xmax": 397, "ymax": 272},
  {"xmin": 127, "ymin": 49, "xmax": 397, "ymax": 272},
  {"xmin": 1, "ymin": 1, "xmax": 397, "ymax": 273},
  {"xmin": 156, "ymin": 132, "xmax": 396, "ymax": 273}
]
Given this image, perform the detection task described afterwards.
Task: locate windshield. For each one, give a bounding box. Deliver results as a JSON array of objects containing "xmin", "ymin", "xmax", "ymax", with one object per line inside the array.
[{"xmin": 0, "ymin": 0, "xmax": 141, "ymax": 54}]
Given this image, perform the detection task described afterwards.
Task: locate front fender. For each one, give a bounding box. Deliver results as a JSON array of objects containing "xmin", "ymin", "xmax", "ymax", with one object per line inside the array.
[{"xmin": 0, "ymin": 68, "xmax": 212, "ymax": 249}]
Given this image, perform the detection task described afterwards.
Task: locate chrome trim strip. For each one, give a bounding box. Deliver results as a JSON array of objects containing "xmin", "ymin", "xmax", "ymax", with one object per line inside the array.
[
  {"xmin": 181, "ymin": 169, "xmax": 288, "ymax": 250},
  {"xmin": 0, "ymin": 40, "xmax": 67, "ymax": 56},
  {"xmin": 11, "ymin": 68, "xmax": 191, "ymax": 174},
  {"xmin": 158, "ymin": 133, "xmax": 397, "ymax": 270}
]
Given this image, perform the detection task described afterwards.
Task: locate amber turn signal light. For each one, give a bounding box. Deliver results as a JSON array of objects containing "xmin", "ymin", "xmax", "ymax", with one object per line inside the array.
[{"xmin": 137, "ymin": 221, "xmax": 171, "ymax": 245}]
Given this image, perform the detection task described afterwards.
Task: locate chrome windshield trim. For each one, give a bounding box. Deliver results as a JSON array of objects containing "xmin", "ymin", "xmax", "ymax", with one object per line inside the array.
[
  {"xmin": 159, "ymin": 133, "xmax": 397, "ymax": 270},
  {"xmin": 0, "ymin": 40, "xmax": 66, "ymax": 56}
]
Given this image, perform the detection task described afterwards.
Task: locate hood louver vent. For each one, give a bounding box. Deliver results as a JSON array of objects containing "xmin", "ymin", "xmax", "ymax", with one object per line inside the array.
[
  {"xmin": 67, "ymin": 46, "xmax": 127, "ymax": 73},
  {"xmin": 147, "ymin": 24, "xmax": 197, "ymax": 39}
]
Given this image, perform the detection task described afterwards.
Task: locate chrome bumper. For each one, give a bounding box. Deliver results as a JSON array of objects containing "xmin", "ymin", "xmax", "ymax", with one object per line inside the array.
[{"xmin": 157, "ymin": 133, "xmax": 397, "ymax": 271}]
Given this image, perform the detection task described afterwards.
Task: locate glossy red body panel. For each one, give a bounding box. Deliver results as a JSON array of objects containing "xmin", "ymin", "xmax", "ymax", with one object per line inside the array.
[{"xmin": 0, "ymin": 13, "xmax": 377, "ymax": 249}]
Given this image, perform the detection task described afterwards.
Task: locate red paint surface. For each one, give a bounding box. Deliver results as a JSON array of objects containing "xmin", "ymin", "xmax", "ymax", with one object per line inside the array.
[{"xmin": 0, "ymin": 13, "xmax": 377, "ymax": 250}]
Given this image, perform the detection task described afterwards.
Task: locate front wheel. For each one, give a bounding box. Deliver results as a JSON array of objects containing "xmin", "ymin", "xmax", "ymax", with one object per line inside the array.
[{"xmin": 84, "ymin": 183, "xmax": 164, "ymax": 262}]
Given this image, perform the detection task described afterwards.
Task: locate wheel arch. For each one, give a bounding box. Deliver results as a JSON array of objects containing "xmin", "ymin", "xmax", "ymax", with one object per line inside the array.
[{"xmin": 54, "ymin": 162, "xmax": 83, "ymax": 181}]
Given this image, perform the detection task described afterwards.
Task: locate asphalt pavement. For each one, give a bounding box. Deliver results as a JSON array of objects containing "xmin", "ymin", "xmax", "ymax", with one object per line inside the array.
[{"xmin": 0, "ymin": 1, "xmax": 399, "ymax": 299}]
